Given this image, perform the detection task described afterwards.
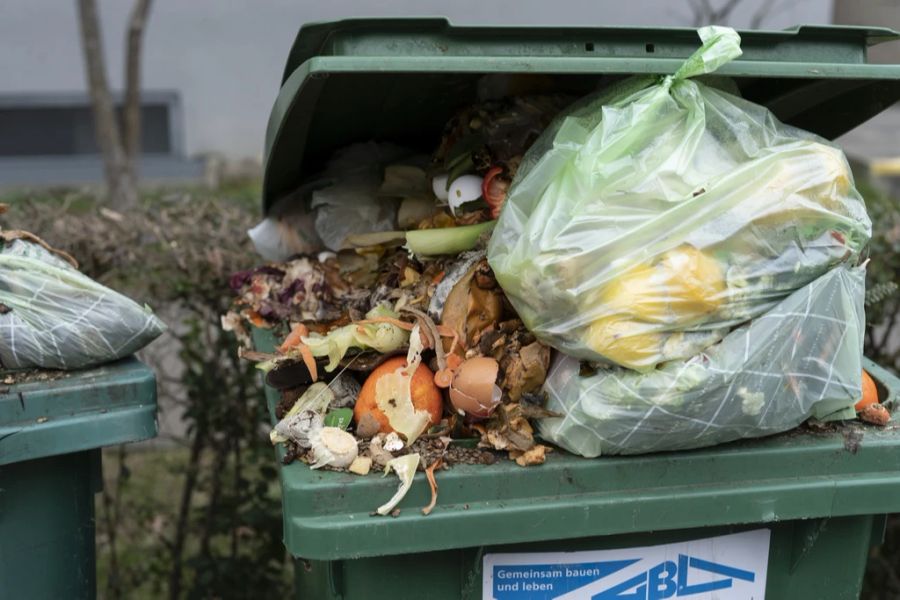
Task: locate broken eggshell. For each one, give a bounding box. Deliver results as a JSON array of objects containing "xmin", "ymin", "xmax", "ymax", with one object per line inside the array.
[
  {"xmin": 383, "ymin": 431, "xmax": 405, "ymax": 452},
  {"xmin": 449, "ymin": 356, "xmax": 502, "ymax": 419},
  {"xmin": 431, "ymin": 173, "xmax": 450, "ymax": 201},
  {"xmin": 366, "ymin": 432, "xmax": 397, "ymax": 467},
  {"xmin": 447, "ymin": 175, "xmax": 483, "ymax": 216}
]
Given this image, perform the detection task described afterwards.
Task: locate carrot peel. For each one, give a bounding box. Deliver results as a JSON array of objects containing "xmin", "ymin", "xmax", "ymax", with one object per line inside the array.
[
  {"xmin": 421, "ymin": 457, "xmax": 443, "ymax": 516},
  {"xmin": 278, "ymin": 323, "xmax": 309, "ymax": 353},
  {"xmin": 297, "ymin": 343, "xmax": 318, "ymax": 382}
]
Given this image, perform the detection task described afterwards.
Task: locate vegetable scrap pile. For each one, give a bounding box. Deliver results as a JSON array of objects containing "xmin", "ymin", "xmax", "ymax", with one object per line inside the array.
[
  {"xmin": 225, "ymin": 58, "xmax": 895, "ymax": 517},
  {"xmin": 225, "ymin": 95, "xmax": 568, "ymax": 515}
]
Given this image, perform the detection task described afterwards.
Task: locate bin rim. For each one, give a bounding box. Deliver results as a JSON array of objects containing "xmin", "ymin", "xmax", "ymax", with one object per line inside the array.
[
  {"xmin": 262, "ymin": 19, "xmax": 900, "ymax": 214},
  {"xmin": 280, "ymin": 18, "xmax": 900, "ymax": 85}
]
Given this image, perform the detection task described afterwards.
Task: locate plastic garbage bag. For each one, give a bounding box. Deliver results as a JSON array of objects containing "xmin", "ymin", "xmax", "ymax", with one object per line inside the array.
[
  {"xmin": 310, "ymin": 142, "xmax": 412, "ymax": 252},
  {"xmin": 248, "ymin": 190, "xmax": 322, "ymax": 262},
  {"xmin": 248, "ymin": 142, "xmax": 417, "ymax": 259},
  {"xmin": 537, "ymin": 266, "xmax": 865, "ymax": 457},
  {"xmin": 0, "ymin": 239, "xmax": 166, "ymax": 370},
  {"xmin": 487, "ymin": 26, "xmax": 871, "ymax": 371}
]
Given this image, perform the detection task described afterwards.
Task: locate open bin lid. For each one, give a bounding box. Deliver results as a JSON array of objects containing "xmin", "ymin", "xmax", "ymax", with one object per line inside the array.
[
  {"xmin": 263, "ymin": 18, "xmax": 900, "ymax": 212},
  {"xmin": 0, "ymin": 358, "xmax": 158, "ymax": 465}
]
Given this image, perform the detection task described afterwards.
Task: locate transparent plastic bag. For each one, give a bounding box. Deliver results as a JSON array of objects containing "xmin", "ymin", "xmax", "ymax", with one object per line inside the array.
[
  {"xmin": 487, "ymin": 27, "xmax": 871, "ymax": 371},
  {"xmin": 537, "ymin": 266, "xmax": 865, "ymax": 457},
  {"xmin": 310, "ymin": 142, "xmax": 412, "ymax": 252},
  {"xmin": 0, "ymin": 240, "xmax": 166, "ymax": 369},
  {"xmin": 249, "ymin": 143, "xmax": 417, "ymax": 258},
  {"xmin": 248, "ymin": 192, "xmax": 322, "ymax": 262}
]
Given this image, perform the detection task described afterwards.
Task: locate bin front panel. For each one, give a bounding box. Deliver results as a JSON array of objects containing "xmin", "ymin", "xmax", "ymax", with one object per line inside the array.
[
  {"xmin": 0, "ymin": 357, "xmax": 158, "ymax": 465},
  {"xmin": 294, "ymin": 515, "xmax": 881, "ymax": 599},
  {"xmin": 0, "ymin": 450, "xmax": 101, "ymax": 599}
]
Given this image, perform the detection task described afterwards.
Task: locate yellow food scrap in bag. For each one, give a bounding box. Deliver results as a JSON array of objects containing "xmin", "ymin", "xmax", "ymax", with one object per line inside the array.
[{"xmin": 588, "ymin": 246, "xmax": 724, "ymax": 370}]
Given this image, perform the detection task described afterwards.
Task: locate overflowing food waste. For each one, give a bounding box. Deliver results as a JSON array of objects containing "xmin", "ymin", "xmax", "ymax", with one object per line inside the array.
[
  {"xmin": 225, "ymin": 27, "xmax": 893, "ymax": 516},
  {"xmin": 222, "ymin": 83, "xmax": 569, "ymax": 514}
]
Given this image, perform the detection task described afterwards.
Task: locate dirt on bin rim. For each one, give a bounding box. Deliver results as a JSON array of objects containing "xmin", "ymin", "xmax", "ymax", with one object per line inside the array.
[
  {"xmin": 775, "ymin": 418, "xmax": 899, "ymax": 454},
  {"xmin": 1, "ymin": 368, "xmax": 70, "ymax": 387}
]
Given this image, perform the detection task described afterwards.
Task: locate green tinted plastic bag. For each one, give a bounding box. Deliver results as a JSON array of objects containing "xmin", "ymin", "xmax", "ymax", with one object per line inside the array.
[
  {"xmin": 537, "ymin": 266, "xmax": 865, "ymax": 457},
  {"xmin": 0, "ymin": 240, "xmax": 166, "ymax": 369},
  {"xmin": 487, "ymin": 26, "xmax": 870, "ymax": 371}
]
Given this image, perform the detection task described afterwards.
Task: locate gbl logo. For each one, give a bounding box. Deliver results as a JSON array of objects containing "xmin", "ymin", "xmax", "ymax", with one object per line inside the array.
[{"xmin": 594, "ymin": 553, "xmax": 757, "ymax": 599}]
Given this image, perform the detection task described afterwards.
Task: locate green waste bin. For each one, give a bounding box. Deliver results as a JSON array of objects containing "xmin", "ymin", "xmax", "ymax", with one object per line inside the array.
[
  {"xmin": 259, "ymin": 19, "xmax": 900, "ymax": 599},
  {"xmin": 0, "ymin": 358, "xmax": 158, "ymax": 599}
]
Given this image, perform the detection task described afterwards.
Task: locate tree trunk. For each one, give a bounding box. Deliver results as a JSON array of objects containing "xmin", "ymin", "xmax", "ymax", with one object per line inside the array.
[
  {"xmin": 76, "ymin": 0, "xmax": 138, "ymax": 209},
  {"xmin": 124, "ymin": 0, "xmax": 152, "ymax": 166}
]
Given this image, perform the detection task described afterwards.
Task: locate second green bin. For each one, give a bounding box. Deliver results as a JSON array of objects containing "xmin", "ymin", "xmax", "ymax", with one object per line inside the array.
[{"xmin": 0, "ymin": 358, "xmax": 158, "ymax": 600}]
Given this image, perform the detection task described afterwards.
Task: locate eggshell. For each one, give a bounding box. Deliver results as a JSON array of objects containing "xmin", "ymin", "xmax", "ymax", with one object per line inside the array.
[
  {"xmin": 447, "ymin": 175, "xmax": 484, "ymax": 215},
  {"xmin": 432, "ymin": 174, "xmax": 450, "ymax": 201},
  {"xmin": 449, "ymin": 356, "xmax": 501, "ymax": 418}
]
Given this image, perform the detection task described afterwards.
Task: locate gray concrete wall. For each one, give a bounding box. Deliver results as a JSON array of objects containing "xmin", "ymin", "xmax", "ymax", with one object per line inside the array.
[
  {"xmin": 1, "ymin": 0, "xmax": 832, "ymax": 162},
  {"xmin": 834, "ymin": 0, "xmax": 900, "ymax": 63}
]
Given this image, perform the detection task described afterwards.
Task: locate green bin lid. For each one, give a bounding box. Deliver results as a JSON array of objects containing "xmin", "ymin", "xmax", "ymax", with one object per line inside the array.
[
  {"xmin": 262, "ymin": 18, "xmax": 900, "ymax": 213},
  {"xmin": 0, "ymin": 358, "xmax": 158, "ymax": 465}
]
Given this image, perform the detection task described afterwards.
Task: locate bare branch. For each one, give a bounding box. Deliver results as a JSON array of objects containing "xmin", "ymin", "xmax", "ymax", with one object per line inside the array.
[
  {"xmin": 686, "ymin": 0, "xmax": 749, "ymax": 26},
  {"xmin": 124, "ymin": 0, "xmax": 152, "ymax": 166},
  {"xmin": 76, "ymin": 0, "xmax": 139, "ymax": 209},
  {"xmin": 750, "ymin": 0, "xmax": 778, "ymax": 28},
  {"xmin": 710, "ymin": 0, "xmax": 743, "ymax": 24},
  {"xmin": 755, "ymin": 0, "xmax": 810, "ymax": 28},
  {"xmin": 686, "ymin": 0, "xmax": 710, "ymax": 26},
  {"xmin": 697, "ymin": 0, "xmax": 716, "ymax": 14}
]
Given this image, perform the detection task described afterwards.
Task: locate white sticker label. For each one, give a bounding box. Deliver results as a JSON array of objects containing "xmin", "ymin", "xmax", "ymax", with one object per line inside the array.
[{"xmin": 483, "ymin": 529, "xmax": 770, "ymax": 600}]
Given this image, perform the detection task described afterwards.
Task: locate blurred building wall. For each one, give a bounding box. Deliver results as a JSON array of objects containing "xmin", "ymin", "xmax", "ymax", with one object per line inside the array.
[
  {"xmin": 1, "ymin": 0, "xmax": 833, "ymax": 162},
  {"xmin": 834, "ymin": 0, "xmax": 900, "ymax": 63},
  {"xmin": 832, "ymin": 0, "xmax": 900, "ymax": 185}
]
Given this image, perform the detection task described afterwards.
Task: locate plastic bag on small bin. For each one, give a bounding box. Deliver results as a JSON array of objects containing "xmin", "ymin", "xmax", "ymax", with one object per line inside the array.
[
  {"xmin": 537, "ymin": 266, "xmax": 865, "ymax": 457},
  {"xmin": 0, "ymin": 240, "xmax": 166, "ymax": 369},
  {"xmin": 487, "ymin": 26, "xmax": 871, "ymax": 371}
]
